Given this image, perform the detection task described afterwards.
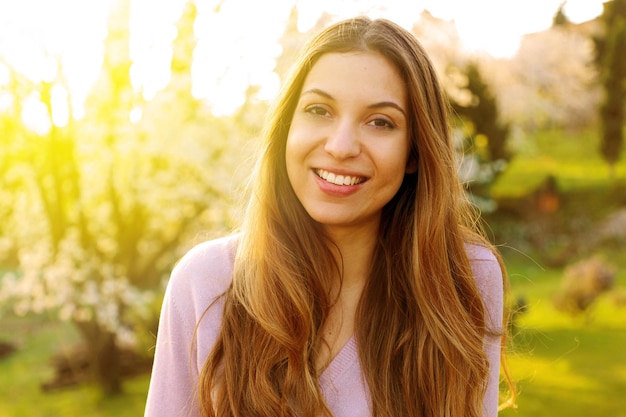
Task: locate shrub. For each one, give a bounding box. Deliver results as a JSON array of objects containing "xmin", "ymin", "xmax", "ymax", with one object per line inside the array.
[{"xmin": 553, "ymin": 255, "xmax": 616, "ymax": 316}]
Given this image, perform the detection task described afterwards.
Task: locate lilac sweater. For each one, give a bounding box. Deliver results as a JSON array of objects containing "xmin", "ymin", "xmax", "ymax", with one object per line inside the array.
[{"xmin": 144, "ymin": 235, "xmax": 503, "ymax": 417}]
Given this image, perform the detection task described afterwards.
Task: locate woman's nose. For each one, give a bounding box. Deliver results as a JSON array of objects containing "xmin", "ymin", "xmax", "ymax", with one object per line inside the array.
[{"xmin": 324, "ymin": 120, "xmax": 361, "ymax": 159}]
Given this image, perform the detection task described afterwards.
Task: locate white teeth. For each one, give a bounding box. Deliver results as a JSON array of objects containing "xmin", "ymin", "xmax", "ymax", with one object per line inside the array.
[{"xmin": 316, "ymin": 169, "xmax": 364, "ymax": 186}]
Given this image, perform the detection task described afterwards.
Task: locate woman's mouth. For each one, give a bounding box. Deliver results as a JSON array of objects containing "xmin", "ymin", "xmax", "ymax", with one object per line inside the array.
[{"xmin": 314, "ymin": 169, "xmax": 367, "ymax": 186}]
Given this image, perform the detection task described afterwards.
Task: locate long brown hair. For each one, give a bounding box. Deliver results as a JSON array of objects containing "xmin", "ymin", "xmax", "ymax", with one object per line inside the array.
[{"xmin": 199, "ymin": 17, "xmax": 509, "ymax": 417}]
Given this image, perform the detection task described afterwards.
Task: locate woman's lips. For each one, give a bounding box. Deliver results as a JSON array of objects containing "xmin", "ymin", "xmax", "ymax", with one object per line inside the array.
[{"xmin": 314, "ymin": 168, "xmax": 367, "ymax": 186}]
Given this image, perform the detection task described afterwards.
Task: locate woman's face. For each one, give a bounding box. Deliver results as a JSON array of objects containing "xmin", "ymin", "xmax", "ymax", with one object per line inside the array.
[{"xmin": 286, "ymin": 51, "xmax": 416, "ymax": 235}]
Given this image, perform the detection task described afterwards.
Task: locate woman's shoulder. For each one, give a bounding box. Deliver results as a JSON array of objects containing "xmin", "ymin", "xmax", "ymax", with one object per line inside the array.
[
  {"xmin": 464, "ymin": 242, "xmax": 498, "ymax": 263},
  {"xmin": 464, "ymin": 242, "xmax": 502, "ymax": 284},
  {"xmin": 166, "ymin": 233, "xmax": 239, "ymax": 315},
  {"xmin": 464, "ymin": 242, "xmax": 504, "ymax": 325},
  {"xmin": 172, "ymin": 233, "xmax": 239, "ymax": 276}
]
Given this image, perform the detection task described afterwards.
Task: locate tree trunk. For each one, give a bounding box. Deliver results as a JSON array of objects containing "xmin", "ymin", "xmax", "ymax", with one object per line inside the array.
[{"xmin": 75, "ymin": 321, "xmax": 123, "ymax": 395}]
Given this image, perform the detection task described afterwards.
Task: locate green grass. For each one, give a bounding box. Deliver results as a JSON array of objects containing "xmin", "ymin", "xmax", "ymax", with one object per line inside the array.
[
  {"xmin": 0, "ymin": 316, "xmax": 150, "ymax": 417},
  {"xmin": 500, "ymin": 248, "xmax": 626, "ymax": 417},
  {"xmin": 491, "ymin": 128, "xmax": 626, "ymax": 198}
]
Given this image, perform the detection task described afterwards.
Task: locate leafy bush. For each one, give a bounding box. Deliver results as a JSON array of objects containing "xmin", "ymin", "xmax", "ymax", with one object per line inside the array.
[{"xmin": 553, "ymin": 255, "xmax": 616, "ymax": 316}]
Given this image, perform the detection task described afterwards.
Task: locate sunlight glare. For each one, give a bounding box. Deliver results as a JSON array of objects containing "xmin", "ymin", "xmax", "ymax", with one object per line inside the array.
[
  {"xmin": 564, "ymin": 0, "xmax": 604, "ymax": 22},
  {"xmin": 0, "ymin": 93, "xmax": 12, "ymax": 113},
  {"xmin": 129, "ymin": 106, "xmax": 142, "ymax": 124},
  {"xmin": 421, "ymin": 0, "xmax": 605, "ymax": 57},
  {"xmin": 50, "ymin": 84, "xmax": 70, "ymax": 128},
  {"xmin": 130, "ymin": 0, "xmax": 185, "ymax": 100},
  {"xmin": 0, "ymin": 0, "xmax": 607, "ymax": 117},
  {"xmin": 191, "ymin": 0, "xmax": 293, "ymax": 115},
  {"xmin": 0, "ymin": 62, "xmax": 9, "ymax": 85},
  {"xmin": 21, "ymin": 93, "xmax": 51, "ymax": 135}
]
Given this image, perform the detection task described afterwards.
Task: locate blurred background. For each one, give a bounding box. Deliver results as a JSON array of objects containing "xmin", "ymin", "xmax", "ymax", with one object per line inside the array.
[{"xmin": 0, "ymin": 0, "xmax": 624, "ymax": 415}]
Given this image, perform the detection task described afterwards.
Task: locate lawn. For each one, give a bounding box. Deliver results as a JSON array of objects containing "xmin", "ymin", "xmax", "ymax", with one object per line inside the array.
[
  {"xmin": 0, "ymin": 315, "xmax": 150, "ymax": 417},
  {"xmin": 499, "ymin": 246, "xmax": 626, "ymax": 417},
  {"xmin": 491, "ymin": 128, "xmax": 626, "ymax": 198}
]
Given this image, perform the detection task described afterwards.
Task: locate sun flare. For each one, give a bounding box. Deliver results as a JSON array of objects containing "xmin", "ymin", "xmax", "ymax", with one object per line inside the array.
[{"xmin": 0, "ymin": 0, "xmax": 605, "ymax": 125}]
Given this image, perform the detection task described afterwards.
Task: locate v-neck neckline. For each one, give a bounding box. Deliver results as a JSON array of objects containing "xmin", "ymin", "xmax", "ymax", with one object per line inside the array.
[{"xmin": 319, "ymin": 335, "xmax": 359, "ymax": 382}]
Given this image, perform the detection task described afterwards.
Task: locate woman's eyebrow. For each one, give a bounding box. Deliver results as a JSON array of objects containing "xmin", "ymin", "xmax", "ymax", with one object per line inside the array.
[
  {"xmin": 301, "ymin": 88, "xmax": 406, "ymax": 117},
  {"xmin": 300, "ymin": 88, "xmax": 334, "ymax": 100},
  {"xmin": 367, "ymin": 101, "xmax": 406, "ymax": 118}
]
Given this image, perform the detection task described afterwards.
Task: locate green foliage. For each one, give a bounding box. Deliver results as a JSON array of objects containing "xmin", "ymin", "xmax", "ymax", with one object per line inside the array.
[
  {"xmin": 593, "ymin": 0, "xmax": 626, "ymax": 171},
  {"xmin": 447, "ymin": 61, "xmax": 511, "ymax": 211},
  {"xmin": 451, "ymin": 61, "xmax": 511, "ymax": 163}
]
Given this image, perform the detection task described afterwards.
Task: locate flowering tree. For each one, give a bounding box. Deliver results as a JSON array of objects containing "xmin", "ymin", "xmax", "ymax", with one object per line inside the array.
[
  {"xmin": 0, "ymin": 109, "xmax": 225, "ymax": 393},
  {"xmin": 0, "ymin": 0, "xmax": 257, "ymax": 394},
  {"xmin": 497, "ymin": 25, "xmax": 600, "ymax": 130}
]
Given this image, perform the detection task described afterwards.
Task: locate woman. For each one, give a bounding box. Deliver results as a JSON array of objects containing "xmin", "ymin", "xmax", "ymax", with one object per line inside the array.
[{"xmin": 145, "ymin": 16, "xmax": 512, "ymax": 417}]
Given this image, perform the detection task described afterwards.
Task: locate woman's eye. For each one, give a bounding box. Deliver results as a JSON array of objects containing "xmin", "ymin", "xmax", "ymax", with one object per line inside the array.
[
  {"xmin": 304, "ymin": 105, "xmax": 330, "ymax": 117},
  {"xmin": 368, "ymin": 118, "xmax": 395, "ymax": 129}
]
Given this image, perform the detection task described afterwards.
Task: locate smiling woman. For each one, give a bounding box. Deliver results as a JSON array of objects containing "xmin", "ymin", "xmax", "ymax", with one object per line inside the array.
[
  {"xmin": 284, "ymin": 50, "xmax": 417, "ymax": 370},
  {"xmin": 145, "ymin": 16, "xmax": 514, "ymax": 417}
]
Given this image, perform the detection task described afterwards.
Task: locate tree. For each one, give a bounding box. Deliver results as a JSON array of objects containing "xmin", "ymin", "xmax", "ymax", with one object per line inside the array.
[
  {"xmin": 411, "ymin": 10, "xmax": 465, "ymax": 84},
  {"xmin": 447, "ymin": 61, "xmax": 510, "ymax": 211},
  {"xmin": 0, "ymin": 0, "xmax": 238, "ymax": 395},
  {"xmin": 553, "ymin": 2, "xmax": 570, "ymax": 27},
  {"xmin": 497, "ymin": 25, "xmax": 600, "ymax": 130},
  {"xmin": 274, "ymin": 7, "xmax": 332, "ymax": 84},
  {"xmin": 0, "ymin": 60, "xmax": 32, "ymax": 268},
  {"xmin": 451, "ymin": 61, "xmax": 511, "ymax": 163},
  {"xmin": 594, "ymin": 0, "xmax": 626, "ymax": 176}
]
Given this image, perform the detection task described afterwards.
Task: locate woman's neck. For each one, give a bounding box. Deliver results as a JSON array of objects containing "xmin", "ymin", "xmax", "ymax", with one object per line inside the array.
[
  {"xmin": 324, "ymin": 223, "xmax": 378, "ymax": 291},
  {"xmin": 316, "ymin": 224, "xmax": 377, "ymax": 370}
]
